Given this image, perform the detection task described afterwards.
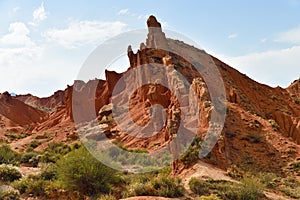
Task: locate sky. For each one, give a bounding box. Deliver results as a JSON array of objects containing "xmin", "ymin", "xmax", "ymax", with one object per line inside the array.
[{"xmin": 0, "ymin": 0, "xmax": 300, "ymax": 97}]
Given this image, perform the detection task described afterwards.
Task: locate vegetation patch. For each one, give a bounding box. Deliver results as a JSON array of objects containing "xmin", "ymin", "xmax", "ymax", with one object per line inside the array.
[
  {"xmin": 0, "ymin": 164, "xmax": 22, "ymax": 182},
  {"xmin": 189, "ymin": 177, "xmax": 265, "ymax": 200}
]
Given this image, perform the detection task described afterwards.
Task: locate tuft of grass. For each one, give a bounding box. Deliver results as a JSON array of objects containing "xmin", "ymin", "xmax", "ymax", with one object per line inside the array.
[
  {"xmin": 123, "ymin": 170, "xmax": 184, "ymax": 198},
  {"xmin": 268, "ymin": 119, "xmax": 280, "ymax": 130}
]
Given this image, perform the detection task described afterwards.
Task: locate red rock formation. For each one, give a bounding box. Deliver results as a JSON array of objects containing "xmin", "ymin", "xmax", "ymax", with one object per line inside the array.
[
  {"xmin": 0, "ymin": 92, "xmax": 47, "ymax": 132},
  {"xmin": 15, "ymin": 90, "xmax": 65, "ymax": 111},
  {"xmin": 1, "ymin": 15, "xmax": 300, "ymax": 175}
]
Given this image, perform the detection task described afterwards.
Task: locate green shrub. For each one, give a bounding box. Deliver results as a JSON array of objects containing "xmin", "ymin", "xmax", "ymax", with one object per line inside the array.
[
  {"xmin": 257, "ymin": 172, "xmax": 279, "ymax": 189},
  {"xmin": 20, "ymin": 152, "xmax": 38, "ymax": 164},
  {"xmin": 189, "ymin": 178, "xmax": 210, "ymax": 195},
  {"xmin": 4, "ymin": 132, "xmax": 29, "ymax": 140},
  {"xmin": 239, "ymin": 177, "xmax": 264, "ymax": 200},
  {"xmin": 189, "ymin": 177, "xmax": 264, "ymax": 200},
  {"xmin": 180, "ymin": 137, "xmax": 202, "ymax": 167},
  {"xmin": 40, "ymin": 151, "xmax": 60, "ymax": 163},
  {"xmin": 0, "ymin": 164, "xmax": 22, "ymax": 182},
  {"xmin": 0, "ymin": 186, "xmax": 20, "ymax": 200},
  {"xmin": 12, "ymin": 175, "xmax": 50, "ymax": 196},
  {"xmin": 196, "ymin": 194, "xmax": 221, "ymax": 200},
  {"xmin": 55, "ymin": 147, "xmax": 117, "ymax": 196},
  {"xmin": 28, "ymin": 140, "xmax": 41, "ymax": 149},
  {"xmin": 0, "ymin": 145, "xmax": 18, "ymax": 165},
  {"xmin": 127, "ymin": 182, "xmax": 155, "ymax": 196},
  {"xmin": 46, "ymin": 142, "xmax": 71, "ymax": 155},
  {"xmin": 97, "ymin": 194, "xmax": 117, "ymax": 200},
  {"xmin": 125, "ymin": 174, "xmax": 184, "ymax": 198},
  {"xmin": 40, "ymin": 164, "xmax": 57, "ymax": 181},
  {"xmin": 152, "ymin": 176, "xmax": 185, "ymax": 197}
]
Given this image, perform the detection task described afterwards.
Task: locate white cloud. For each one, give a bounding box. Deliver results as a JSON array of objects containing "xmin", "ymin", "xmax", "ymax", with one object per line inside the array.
[
  {"xmin": 277, "ymin": 26, "xmax": 300, "ymax": 44},
  {"xmin": 118, "ymin": 9, "xmax": 130, "ymax": 15},
  {"xmin": 0, "ymin": 22, "xmax": 42, "ymax": 66},
  {"xmin": 43, "ymin": 20, "xmax": 127, "ymax": 48},
  {"xmin": 0, "ymin": 22, "xmax": 35, "ymax": 47},
  {"xmin": 0, "ymin": 22, "xmax": 47, "ymax": 95},
  {"xmin": 228, "ymin": 33, "xmax": 238, "ymax": 39},
  {"xmin": 29, "ymin": 2, "xmax": 47, "ymax": 26},
  {"xmin": 216, "ymin": 46, "xmax": 300, "ymax": 87}
]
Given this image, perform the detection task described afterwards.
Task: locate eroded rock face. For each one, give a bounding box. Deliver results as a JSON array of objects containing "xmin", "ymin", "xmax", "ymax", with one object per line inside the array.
[
  {"xmin": 0, "ymin": 91, "xmax": 47, "ymax": 129},
  {"xmin": 1, "ymin": 15, "xmax": 300, "ymax": 175}
]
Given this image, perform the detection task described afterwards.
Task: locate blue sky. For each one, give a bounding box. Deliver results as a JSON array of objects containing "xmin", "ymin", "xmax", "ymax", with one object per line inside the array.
[{"xmin": 0, "ymin": 0, "xmax": 300, "ymax": 96}]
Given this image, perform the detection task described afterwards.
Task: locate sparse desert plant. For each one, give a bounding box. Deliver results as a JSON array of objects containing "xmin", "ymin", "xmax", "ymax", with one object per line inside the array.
[
  {"xmin": 97, "ymin": 194, "xmax": 117, "ymax": 200},
  {"xmin": 12, "ymin": 174, "xmax": 51, "ymax": 196},
  {"xmin": 0, "ymin": 186, "xmax": 20, "ymax": 200},
  {"xmin": 257, "ymin": 172, "xmax": 279, "ymax": 189},
  {"xmin": 239, "ymin": 177, "xmax": 264, "ymax": 200},
  {"xmin": 0, "ymin": 164, "xmax": 22, "ymax": 182},
  {"xmin": 28, "ymin": 140, "xmax": 41, "ymax": 149},
  {"xmin": 196, "ymin": 194, "xmax": 221, "ymax": 200},
  {"xmin": 123, "ymin": 170, "xmax": 184, "ymax": 198},
  {"xmin": 4, "ymin": 132, "xmax": 29, "ymax": 140},
  {"xmin": 280, "ymin": 177, "xmax": 300, "ymax": 199},
  {"xmin": 268, "ymin": 119, "xmax": 280, "ymax": 130},
  {"xmin": 39, "ymin": 142, "xmax": 72, "ymax": 163},
  {"xmin": 189, "ymin": 177, "xmax": 264, "ymax": 200},
  {"xmin": 152, "ymin": 176, "xmax": 185, "ymax": 197},
  {"xmin": 189, "ymin": 178, "xmax": 210, "ymax": 196},
  {"xmin": 46, "ymin": 142, "xmax": 71, "ymax": 155},
  {"xmin": 180, "ymin": 137, "xmax": 202, "ymax": 167},
  {"xmin": 20, "ymin": 152, "xmax": 38, "ymax": 164},
  {"xmin": 293, "ymin": 96, "xmax": 300, "ymax": 104},
  {"xmin": 40, "ymin": 163, "xmax": 57, "ymax": 180}
]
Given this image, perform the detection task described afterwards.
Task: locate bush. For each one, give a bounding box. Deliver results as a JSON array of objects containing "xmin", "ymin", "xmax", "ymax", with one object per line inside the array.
[
  {"xmin": 46, "ymin": 142, "xmax": 71, "ymax": 155},
  {"xmin": 55, "ymin": 147, "xmax": 117, "ymax": 196},
  {"xmin": 28, "ymin": 140, "xmax": 41, "ymax": 149},
  {"xmin": 152, "ymin": 176, "xmax": 185, "ymax": 197},
  {"xmin": 11, "ymin": 174, "xmax": 58, "ymax": 197},
  {"xmin": 97, "ymin": 194, "xmax": 116, "ymax": 200},
  {"xmin": 189, "ymin": 178, "xmax": 210, "ymax": 195},
  {"xmin": 189, "ymin": 177, "xmax": 264, "ymax": 200},
  {"xmin": 180, "ymin": 137, "xmax": 202, "ymax": 167},
  {"xmin": 257, "ymin": 172, "xmax": 279, "ymax": 189},
  {"xmin": 0, "ymin": 164, "xmax": 22, "ymax": 182},
  {"xmin": 0, "ymin": 145, "xmax": 18, "ymax": 165},
  {"xmin": 239, "ymin": 177, "xmax": 264, "ymax": 200},
  {"xmin": 39, "ymin": 142, "xmax": 72, "ymax": 163},
  {"xmin": 20, "ymin": 152, "xmax": 38, "ymax": 164},
  {"xmin": 125, "ymin": 174, "xmax": 185, "ymax": 198},
  {"xmin": 0, "ymin": 186, "xmax": 20, "ymax": 200},
  {"xmin": 40, "ymin": 164, "xmax": 57, "ymax": 180},
  {"xmin": 196, "ymin": 194, "xmax": 220, "ymax": 200}
]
